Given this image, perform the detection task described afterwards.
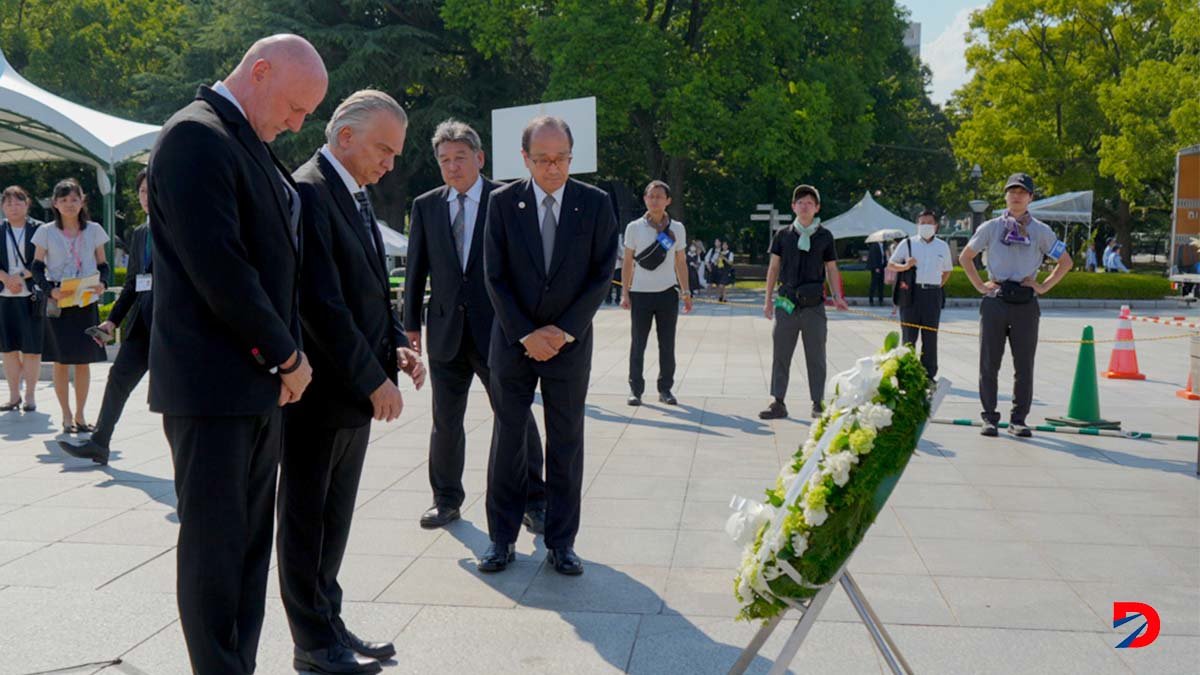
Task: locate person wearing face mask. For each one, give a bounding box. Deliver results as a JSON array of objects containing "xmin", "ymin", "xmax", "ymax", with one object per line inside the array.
[
  {"xmin": 959, "ymin": 173, "xmax": 1072, "ymax": 439},
  {"xmin": 887, "ymin": 209, "xmax": 953, "ymax": 379},
  {"xmin": 759, "ymin": 184, "xmax": 848, "ymax": 420}
]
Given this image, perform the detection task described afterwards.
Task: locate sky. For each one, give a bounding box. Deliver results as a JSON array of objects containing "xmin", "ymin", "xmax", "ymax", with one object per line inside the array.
[{"xmin": 900, "ymin": 0, "xmax": 986, "ymax": 104}]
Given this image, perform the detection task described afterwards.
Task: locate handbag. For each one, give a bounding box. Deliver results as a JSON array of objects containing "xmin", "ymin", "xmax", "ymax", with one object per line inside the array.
[{"xmin": 891, "ymin": 238, "xmax": 916, "ymax": 308}]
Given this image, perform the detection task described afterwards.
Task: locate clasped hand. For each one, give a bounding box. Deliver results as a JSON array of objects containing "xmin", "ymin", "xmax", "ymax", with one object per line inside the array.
[{"xmin": 523, "ymin": 325, "xmax": 567, "ymax": 361}]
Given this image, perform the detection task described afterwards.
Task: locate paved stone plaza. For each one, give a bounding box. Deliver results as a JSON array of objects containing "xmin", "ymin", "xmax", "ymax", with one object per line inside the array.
[{"xmin": 0, "ymin": 297, "xmax": 1196, "ymax": 674}]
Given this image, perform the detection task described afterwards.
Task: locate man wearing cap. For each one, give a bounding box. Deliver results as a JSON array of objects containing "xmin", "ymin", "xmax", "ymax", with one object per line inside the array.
[
  {"xmin": 959, "ymin": 173, "xmax": 1072, "ymax": 438},
  {"xmin": 760, "ymin": 184, "xmax": 848, "ymax": 420},
  {"xmin": 887, "ymin": 209, "xmax": 952, "ymax": 378}
]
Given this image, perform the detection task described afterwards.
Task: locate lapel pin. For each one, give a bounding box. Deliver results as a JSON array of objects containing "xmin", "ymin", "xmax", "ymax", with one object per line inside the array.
[{"xmin": 518, "ymin": 201, "xmax": 526, "ymax": 209}]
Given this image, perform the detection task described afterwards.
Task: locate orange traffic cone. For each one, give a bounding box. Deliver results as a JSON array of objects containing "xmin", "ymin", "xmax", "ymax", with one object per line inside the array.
[
  {"xmin": 1103, "ymin": 305, "xmax": 1146, "ymax": 380},
  {"xmin": 1178, "ymin": 374, "xmax": 1200, "ymax": 401}
]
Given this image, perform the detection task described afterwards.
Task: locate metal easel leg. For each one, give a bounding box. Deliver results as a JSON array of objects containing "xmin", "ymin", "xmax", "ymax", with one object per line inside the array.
[
  {"xmin": 727, "ymin": 614, "xmax": 784, "ymax": 675},
  {"xmin": 840, "ymin": 572, "xmax": 914, "ymax": 675}
]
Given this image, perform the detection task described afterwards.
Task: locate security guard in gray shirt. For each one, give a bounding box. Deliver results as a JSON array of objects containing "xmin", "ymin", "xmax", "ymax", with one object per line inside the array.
[{"xmin": 959, "ymin": 173, "xmax": 1073, "ymax": 438}]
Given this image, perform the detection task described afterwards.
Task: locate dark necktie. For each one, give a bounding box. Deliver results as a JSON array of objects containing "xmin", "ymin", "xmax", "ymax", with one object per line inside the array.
[
  {"xmin": 452, "ymin": 193, "xmax": 467, "ymax": 267},
  {"xmin": 353, "ymin": 191, "xmax": 378, "ymax": 253}
]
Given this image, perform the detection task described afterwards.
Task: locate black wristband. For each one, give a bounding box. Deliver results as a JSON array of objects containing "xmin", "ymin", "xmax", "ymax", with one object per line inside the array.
[{"xmin": 277, "ymin": 351, "xmax": 304, "ymax": 375}]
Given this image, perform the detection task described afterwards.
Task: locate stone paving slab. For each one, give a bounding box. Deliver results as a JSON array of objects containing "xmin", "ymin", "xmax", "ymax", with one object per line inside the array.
[{"xmin": 0, "ymin": 305, "xmax": 1194, "ymax": 673}]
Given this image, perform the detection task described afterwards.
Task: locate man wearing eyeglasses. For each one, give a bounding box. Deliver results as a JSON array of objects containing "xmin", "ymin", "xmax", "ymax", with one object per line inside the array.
[
  {"xmin": 478, "ymin": 115, "xmax": 619, "ymax": 576},
  {"xmin": 959, "ymin": 173, "xmax": 1072, "ymax": 439}
]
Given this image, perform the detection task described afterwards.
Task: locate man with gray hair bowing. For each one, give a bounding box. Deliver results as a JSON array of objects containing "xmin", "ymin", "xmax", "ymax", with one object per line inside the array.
[
  {"xmin": 478, "ymin": 115, "xmax": 619, "ymax": 576},
  {"xmin": 149, "ymin": 34, "xmax": 323, "ymax": 674},
  {"xmin": 280, "ymin": 89, "xmax": 425, "ymax": 674}
]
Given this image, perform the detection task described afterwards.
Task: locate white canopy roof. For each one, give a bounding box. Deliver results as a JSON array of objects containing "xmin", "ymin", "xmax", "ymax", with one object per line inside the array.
[
  {"xmin": 0, "ymin": 49, "xmax": 159, "ymax": 170},
  {"xmin": 993, "ymin": 190, "xmax": 1093, "ymax": 224},
  {"xmin": 822, "ymin": 191, "xmax": 917, "ymax": 240}
]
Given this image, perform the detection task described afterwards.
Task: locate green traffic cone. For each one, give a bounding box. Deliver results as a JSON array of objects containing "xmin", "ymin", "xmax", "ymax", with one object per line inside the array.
[{"xmin": 1046, "ymin": 325, "xmax": 1121, "ymax": 429}]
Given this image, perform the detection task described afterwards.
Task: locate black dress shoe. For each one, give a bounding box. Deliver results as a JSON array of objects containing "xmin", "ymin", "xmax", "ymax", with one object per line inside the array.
[
  {"xmin": 658, "ymin": 390, "xmax": 678, "ymax": 405},
  {"xmin": 339, "ymin": 626, "xmax": 396, "ymax": 661},
  {"xmin": 811, "ymin": 402, "xmax": 825, "ymax": 418},
  {"xmin": 627, "ymin": 394, "xmax": 641, "ymax": 406},
  {"xmin": 419, "ymin": 505, "xmax": 460, "ymax": 529},
  {"xmin": 294, "ymin": 644, "xmax": 381, "ymax": 674},
  {"xmin": 58, "ymin": 439, "xmax": 110, "ymax": 465},
  {"xmin": 547, "ymin": 547, "xmax": 584, "ymax": 575},
  {"xmin": 477, "ymin": 542, "xmax": 515, "ymax": 573},
  {"xmin": 522, "ymin": 507, "xmax": 546, "ymax": 535},
  {"xmin": 758, "ymin": 400, "xmax": 787, "ymax": 420}
]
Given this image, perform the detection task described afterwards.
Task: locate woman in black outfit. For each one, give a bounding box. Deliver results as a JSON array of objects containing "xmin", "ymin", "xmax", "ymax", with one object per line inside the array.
[{"xmin": 0, "ymin": 185, "xmax": 45, "ymax": 412}]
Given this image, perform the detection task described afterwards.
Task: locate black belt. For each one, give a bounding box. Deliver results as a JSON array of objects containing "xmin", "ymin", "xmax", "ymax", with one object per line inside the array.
[{"xmin": 915, "ymin": 283, "xmax": 942, "ymax": 290}]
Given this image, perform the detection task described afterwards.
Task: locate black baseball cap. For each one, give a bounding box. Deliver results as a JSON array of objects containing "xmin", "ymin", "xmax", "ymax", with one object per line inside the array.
[{"xmin": 1004, "ymin": 173, "xmax": 1035, "ymax": 194}]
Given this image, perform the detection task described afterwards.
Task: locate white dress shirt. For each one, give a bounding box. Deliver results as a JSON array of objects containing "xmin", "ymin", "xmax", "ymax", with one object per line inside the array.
[
  {"xmin": 319, "ymin": 145, "xmax": 364, "ymax": 198},
  {"xmin": 212, "ymin": 80, "xmax": 247, "ymax": 118},
  {"xmin": 888, "ymin": 236, "xmax": 953, "ymax": 286},
  {"xmin": 447, "ymin": 175, "xmax": 483, "ymax": 271}
]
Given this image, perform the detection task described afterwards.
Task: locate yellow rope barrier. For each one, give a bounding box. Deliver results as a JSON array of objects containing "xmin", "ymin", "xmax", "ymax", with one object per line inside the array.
[{"xmin": 613, "ymin": 281, "xmax": 1197, "ymax": 344}]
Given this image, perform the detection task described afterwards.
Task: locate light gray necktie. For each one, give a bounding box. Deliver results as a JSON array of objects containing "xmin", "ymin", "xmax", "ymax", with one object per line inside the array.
[
  {"xmin": 541, "ymin": 194, "xmax": 557, "ymax": 273},
  {"xmin": 452, "ymin": 192, "xmax": 467, "ymax": 266}
]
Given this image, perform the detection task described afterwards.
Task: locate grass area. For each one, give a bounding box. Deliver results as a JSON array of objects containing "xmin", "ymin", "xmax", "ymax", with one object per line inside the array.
[{"xmin": 735, "ymin": 269, "xmax": 1172, "ymax": 299}]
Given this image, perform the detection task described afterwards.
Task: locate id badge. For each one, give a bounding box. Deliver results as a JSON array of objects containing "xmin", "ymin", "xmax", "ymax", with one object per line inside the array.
[
  {"xmin": 136, "ymin": 273, "xmax": 152, "ymax": 292},
  {"xmin": 656, "ymin": 231, "xmax": 674, "ymax": 251},
  {"xmin": 774, "ymin": 295, "xmax": 795, "ymax": 314},
  {"xmin": 1048, "ymin": 240, "xmax": 1067, "ymax": 260}
]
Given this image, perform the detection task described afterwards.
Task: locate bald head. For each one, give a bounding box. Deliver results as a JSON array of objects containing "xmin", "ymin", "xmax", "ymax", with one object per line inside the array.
[{"xmin": 225, "ymin": 34, "xmax": 328, "ymax": 142}]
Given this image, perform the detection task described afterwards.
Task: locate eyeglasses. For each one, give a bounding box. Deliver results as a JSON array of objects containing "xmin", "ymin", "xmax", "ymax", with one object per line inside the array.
[{"xmin": 530, "ymin": 155, "xmax": 572, "ymax": 169}]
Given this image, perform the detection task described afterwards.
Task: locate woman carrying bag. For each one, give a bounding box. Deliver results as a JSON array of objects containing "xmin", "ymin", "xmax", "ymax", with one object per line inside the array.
[
  {"xmin": 0, "ymin": 185, "xmax": 46, "ymax": 412},
  {"xmin": 31, "ymin": 178, "xmax": 109, "ymax": 434}
]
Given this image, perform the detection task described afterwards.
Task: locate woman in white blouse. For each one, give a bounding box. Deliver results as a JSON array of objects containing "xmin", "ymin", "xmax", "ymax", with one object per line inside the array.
[
  {"xmin": 31, "ymin": 179, "xmax": 109, "ymax": 434},
  {"xmin": 0, "ymin": 185, "xmax": 45, "ymax": 412}
]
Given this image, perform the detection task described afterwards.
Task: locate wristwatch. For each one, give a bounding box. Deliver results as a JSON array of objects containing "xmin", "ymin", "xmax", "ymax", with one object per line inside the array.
[{"xmin": 273, "ymin": 351, "xmax": 304, "ymax": 375}]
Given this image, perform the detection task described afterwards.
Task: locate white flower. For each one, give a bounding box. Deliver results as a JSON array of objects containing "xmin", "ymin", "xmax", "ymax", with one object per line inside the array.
[
  {"xmin": 762, "ymin": 525, "xmax": 786, "ymax": 556},
  {"xmin": 803, "ymin": 505, "xmax": 828, "ymax": 527},
  {"xmin": 822, "ymin": 451, "xmax": 858, "ymax": 487},
  {"xmin": 736, "ymin": 572, "xmax": 752, "ymax": 600},
  {"xmin": 806, "ymin": 471, "xmax": 823, "ymax": 491},
  {"xmin": 726, "ymin": 497, "xmax": 773, "ymax": 548},
  {"xmin": 762, "ymin": 563, "xmax": 783, "ymax": 580},
  {"xmin": 800, "ymin": 438, "xmax": 819, "ymax": 461},
  {"xmin": 890, "ymin": 376, "xmax": 899, "ymax": 389},
  {"xmin": 857, "ymin": 402, "xmax": 894, "ymax": 431},
  {"xmin": 829, "ymin": 356, "xmax": 884, "ymax": 409},
  {"xmin": 791, "ymin": 533, "xmax": 808, "ymax": 557}
]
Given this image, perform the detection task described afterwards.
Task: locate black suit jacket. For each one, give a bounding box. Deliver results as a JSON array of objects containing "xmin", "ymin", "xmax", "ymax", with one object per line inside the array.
[
  {"xmin": 403, "ymin": 178, "xmax": 497, "ymax": 362},
  {"xmin": 484, "ymin": 178, "xmax": 619, "ymax": 378},
  {"xmin": 0, "ymin": 218, "xmax": 42, "ymax": 288},
  {"xmin": 147, "ymin": 85, "xmax": 302, "ymax": 416},
  {"xmin": 107, "ymin": 223, "xmax": 153, "ymax": 339},
  {"xmin": 867, "ymin": 242, "xmax": 886, "ymax": 271},
  {"xmin": 291, "ymin": 151, "xmax": 410, "ymax": 429}
]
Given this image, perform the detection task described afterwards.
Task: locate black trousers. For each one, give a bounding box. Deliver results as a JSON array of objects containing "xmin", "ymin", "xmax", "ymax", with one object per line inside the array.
[
  {"xmin": 899, "ymin": 286, "xmax": 943, "ymax": 378},
  {"xmin": 607, "ymin": 268, "xmax": 621, "ymax": 303},
  {"xmin": 91, "ymin": 325, "xmax": 149, "ymax": 448},
  {"xmin": 277, "ymin": 416, "xmax": 369, "ymax": 651},
  {"xmin": 428, "ymin": 330, "xmax": 545, "ymax": 509},
  {"xmin": 628, "ymin": 288, "xmax": 679, "ymax": 397},
  {"xmin": 978, "ymin": 296, "xmax": 1040, "ymax": 425},
  {"xmin": 165, "ymin": 411, "xmax": 281, "ymax": 675},
  {"xmin": 487, "ymin": 361, "xmax": 589, "ymax": 549},
  {"xmin": 868, "ymin": 269, "xmax": 885, "ymax": 305}
]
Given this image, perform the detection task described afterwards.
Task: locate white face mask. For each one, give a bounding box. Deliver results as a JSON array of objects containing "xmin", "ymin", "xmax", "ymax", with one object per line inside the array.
[{"xmin": 918, "ymin": 224, "xmax": 936, "ymax": 240}]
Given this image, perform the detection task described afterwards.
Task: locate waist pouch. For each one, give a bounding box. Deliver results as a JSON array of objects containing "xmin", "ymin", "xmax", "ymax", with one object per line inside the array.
[
  {"xmin": 999, "ymin": 280, "xmax": 1034, "ymax": 304},
  {"xmin": 782, "ymin": 281, "xmax": 825, "ymax": 308},
  {"xmin": 635, "ymin": 230, "xmax": 675, "ymax": 271}
]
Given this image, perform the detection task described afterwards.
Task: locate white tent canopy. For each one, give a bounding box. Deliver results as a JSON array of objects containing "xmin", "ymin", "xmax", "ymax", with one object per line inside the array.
[
  {"xmin": 377, "ymin": 223, "xmax": 408, "ymax": 258},
  {"xmin": 0, "ymin": 48, "xmax": 160, "ymax": 248},
  {"xmin": 992, "ymin": 190, "xmax": 1093, "ymax": 224},
  {"xmin": 822, "ymin": 191, "xmax": 917, "ymax": 240}
]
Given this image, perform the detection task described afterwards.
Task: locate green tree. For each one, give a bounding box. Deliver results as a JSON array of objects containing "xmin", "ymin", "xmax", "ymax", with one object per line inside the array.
[{"xmin": 952, "ymin": 0, "xmax": 1199, "ymax": 254}]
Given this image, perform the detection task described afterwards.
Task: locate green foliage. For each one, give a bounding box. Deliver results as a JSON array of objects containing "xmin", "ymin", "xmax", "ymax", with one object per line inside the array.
[{"xmin": 830, "ymin": 269, "xmax": 1172, "ymax": 299}]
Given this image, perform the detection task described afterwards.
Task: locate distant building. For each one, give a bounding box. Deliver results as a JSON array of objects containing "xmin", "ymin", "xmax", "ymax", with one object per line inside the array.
[{"xmin": 904, "ymin": 22, "xmax": 921, "ymax": 59}]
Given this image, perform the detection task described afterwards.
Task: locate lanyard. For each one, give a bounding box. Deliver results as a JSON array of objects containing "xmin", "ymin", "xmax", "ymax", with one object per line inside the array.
[
  {"xmin": 5, "ymin": 223, "xmax": 28, "ymax": 269},
  {"xmin": 142, "ymin": 227, "xmax": 153, "ymax": 271}
]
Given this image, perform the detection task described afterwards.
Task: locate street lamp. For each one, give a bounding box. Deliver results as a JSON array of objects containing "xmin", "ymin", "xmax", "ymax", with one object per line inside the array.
[{"xmin": 968, "ymin": 163, "xmax": 987, "ymax": 232}]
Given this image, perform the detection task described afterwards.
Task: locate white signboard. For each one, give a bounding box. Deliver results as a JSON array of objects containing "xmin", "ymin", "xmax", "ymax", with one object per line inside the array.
[{"xmin": 490, "ymin": 96, "xmax": 598, "ymax": 180}]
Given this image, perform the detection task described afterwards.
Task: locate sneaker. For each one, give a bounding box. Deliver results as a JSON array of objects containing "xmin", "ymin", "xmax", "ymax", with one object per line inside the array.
[
  {"xmin": 1007, "ymin": 423, "xmax": 1032, "ymax": 438},
  {"xmin": 758, "ymin": 400, "xmax": 788, "ymax": 420},
  {"xmin": 980, "ymin": 422, "xmax": 998, "ymax": 437},
  {"xmin": 811, "ymin": 402, "xmax": 824, "ymax": 418}
]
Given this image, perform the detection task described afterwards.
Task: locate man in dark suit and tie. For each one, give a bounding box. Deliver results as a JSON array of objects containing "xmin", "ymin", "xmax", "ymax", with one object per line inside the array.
[
  {"xmin": 59, "ymin": 169, "xmax": 153, "ymax": 465},
  {"xmin": 280, "ymin": 89, "xmax": 425, "ymax": 675},
  {"xmin": 147, "ymin": 35, "xmax": 324, "ymax": 674},
  {"xmin": 867, "ymin": 238, "xmax": 887, "ymax": 307},
  {"xmin": 477, "ymin": 116, "xmax": 619, "ymax": 576},
  {"xmin": 404, "ymin": 119, "xmax": 547, "ymax": 532}
]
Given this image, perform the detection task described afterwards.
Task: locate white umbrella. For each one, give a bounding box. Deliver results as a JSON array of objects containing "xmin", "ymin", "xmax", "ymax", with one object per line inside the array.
[{"xmin": 865, "ymin": 228, "xmax": 909, "ymax": 243}]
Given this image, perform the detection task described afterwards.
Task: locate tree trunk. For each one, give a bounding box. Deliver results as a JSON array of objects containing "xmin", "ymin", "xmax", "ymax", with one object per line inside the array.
[
  {"xmin": 1113, "ymin": 197, "xmax": 1133, "ymax": 267},
  {"xmin": 666, "ymin": 155, "xmax": 687, "ymax": 223}
]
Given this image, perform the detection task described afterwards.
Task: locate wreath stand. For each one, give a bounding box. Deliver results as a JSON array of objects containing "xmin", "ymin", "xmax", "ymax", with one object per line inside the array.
[{"xmin": 729, "ymin": 377, "xmax": 950, "ymax": 675}]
